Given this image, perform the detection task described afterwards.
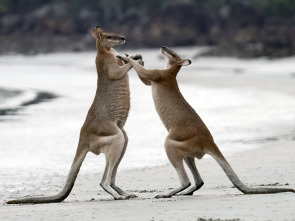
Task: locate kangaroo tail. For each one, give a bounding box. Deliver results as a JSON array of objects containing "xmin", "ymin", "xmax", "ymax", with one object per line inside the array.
[
  {"xmin": 6, "ymin": 147, "xmax": 88, "ymax": 204},
  {"xmin": 208, "ymin": 144, "xmax": 295, "ymax": 194}
]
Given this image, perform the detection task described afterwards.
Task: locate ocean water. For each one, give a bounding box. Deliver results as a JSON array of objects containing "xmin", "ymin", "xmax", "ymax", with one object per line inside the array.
[{"xmin": 0, "ymin": 47, "xmax": 295, "ymax": 201}]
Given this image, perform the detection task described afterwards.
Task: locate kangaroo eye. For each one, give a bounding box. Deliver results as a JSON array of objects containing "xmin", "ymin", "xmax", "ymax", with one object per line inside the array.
[
  {"xmin": 171, "ymin": 54, "xmax": 175, "ymax": 58},
  {"xmin": 107, "ymin": 36, "xmax": 112, "ymax": 39}
]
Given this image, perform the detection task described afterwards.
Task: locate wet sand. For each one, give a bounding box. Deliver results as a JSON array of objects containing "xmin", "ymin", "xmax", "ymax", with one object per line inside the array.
[{"xmin": 0, "ymin": 90, "xmax": 57, "ymax": 117}]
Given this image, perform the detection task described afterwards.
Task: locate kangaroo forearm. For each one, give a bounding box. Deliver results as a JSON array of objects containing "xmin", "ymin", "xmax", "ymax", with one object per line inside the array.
[{"xmin": 129, "ymin": 59, "xmax": 162, "ymax": 82}]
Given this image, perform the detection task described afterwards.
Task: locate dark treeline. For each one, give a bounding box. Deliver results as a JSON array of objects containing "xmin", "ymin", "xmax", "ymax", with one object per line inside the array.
[{"xmin": 0, "ymin": 0, "xmax": 295, "ymax": 57}]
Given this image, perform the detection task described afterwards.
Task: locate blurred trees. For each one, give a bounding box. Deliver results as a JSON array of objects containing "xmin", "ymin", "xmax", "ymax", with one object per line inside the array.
[
  {"xmin": 248, "ymin": 0, "xmax": 295, "ymax": 17},
  {"xmin": 1, "ymin": 0, "xmax": 295, "ymax": 17},
  {"xmin": 0, "ymin": 0, "xmax": 294, "ymax": 56}
]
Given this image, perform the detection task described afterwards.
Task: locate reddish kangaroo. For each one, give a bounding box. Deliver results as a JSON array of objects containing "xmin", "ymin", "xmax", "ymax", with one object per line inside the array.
[
  {"xmin": 117, "ymin": 46, "xmax": 295, "ymax": 198},
  {"xmin": 6, "ymin": 26, "xmax": 143, "ymax": 204}
]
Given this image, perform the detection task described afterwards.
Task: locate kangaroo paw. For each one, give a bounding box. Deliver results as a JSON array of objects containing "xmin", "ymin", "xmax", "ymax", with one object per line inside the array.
[
  {"xmin": 117, "ymin": 55, "xmax": 129, "ymax": 63},
  {"xmin": 129, "ymin": 54, "xmax": 142, "ymax": 60}
]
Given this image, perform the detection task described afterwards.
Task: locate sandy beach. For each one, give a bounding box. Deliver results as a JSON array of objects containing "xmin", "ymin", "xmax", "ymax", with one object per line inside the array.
[
  {"xmin": 1, "ymin": 141, "xmax": 295, "ymax": 221},
  {"xmin": 1, "ymin": 49, "xmax": 295, "ymax": 220}
]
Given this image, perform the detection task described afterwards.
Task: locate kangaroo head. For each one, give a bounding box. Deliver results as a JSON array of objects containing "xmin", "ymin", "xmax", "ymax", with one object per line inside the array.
[
  {"xmin": 161, "ymin": 46, "xmax": 191, "ymax": 68},
  {"xmin": 91, "ymin": 26, "xmax": 125, "ymax": 48}
]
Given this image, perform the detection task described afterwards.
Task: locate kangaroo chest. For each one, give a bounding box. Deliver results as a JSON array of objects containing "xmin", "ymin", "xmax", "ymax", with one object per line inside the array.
[{"xmin": 94, "ymin": 75, "xmax": 130, "ymax": 128}]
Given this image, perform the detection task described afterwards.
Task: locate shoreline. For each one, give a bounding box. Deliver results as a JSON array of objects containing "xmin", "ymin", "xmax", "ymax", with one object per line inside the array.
[{"xmin": 0, "ymin": 89, "xmax": 57, "ymax": 117}]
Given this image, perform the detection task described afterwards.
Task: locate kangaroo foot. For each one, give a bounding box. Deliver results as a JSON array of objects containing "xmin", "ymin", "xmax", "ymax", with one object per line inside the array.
[
  {"xmin": 114, "ymin": 195, "xmax": 131, "ymax": 200},
  {"xmin": 126, "ymin": 194, "xmax": 137, "ymax": 198},
  {"xmin": 181, "ymin": 182, "xmax": 204, "ymax": 195},
  {"xmin": 154, "ymin": 194, "xmax": 172, "ymax": 199}
]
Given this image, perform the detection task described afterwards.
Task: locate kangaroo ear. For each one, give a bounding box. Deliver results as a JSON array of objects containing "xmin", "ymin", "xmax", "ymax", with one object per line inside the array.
[
  {"xmin": 178, "ymin": 59, "xmax": 192, "ymax": 66},
  {"xmin": 91, "ymin": 26, "xmax": 104, "ymax": 39},
  {"xmin": 96, "ymin": 26, "xmax": 104, "ymax": 33}
]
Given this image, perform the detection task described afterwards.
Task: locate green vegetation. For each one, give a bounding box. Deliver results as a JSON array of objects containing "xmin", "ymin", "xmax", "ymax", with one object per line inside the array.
[
  {"xmin": 0, "ymin": 0, "xmax": 51, "ymax": 14},
  {"xmin": 248, "ymin": 0, "xmax": 295, "ymax": 17},
  {"xmin": 1, "ymin": 0, "xmax": 294, "ymax": 17},
  {"xmin": 0, "ymin": 0, "xmax": 294, "ymax": 56}
]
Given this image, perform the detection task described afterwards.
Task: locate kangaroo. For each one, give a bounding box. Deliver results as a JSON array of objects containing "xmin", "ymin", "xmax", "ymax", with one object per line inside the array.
[
  {"xmin": 117, "ymin": 46, "xmax": 295, "ymax": 198},
  {"xmin": 6, "ymin": 26, "xmax": 143, "ymax": 204}
]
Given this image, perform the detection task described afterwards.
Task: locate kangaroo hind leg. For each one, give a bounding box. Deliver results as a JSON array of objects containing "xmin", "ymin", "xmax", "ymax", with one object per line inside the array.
[
  {"xmin": 110, "ymin": 130, "xmax": 137, "ymax": 198},
  {"xmin": 182, "ymin": 156, "xmax": 204, "ymax": 195},
  {"xmin": 100, "ymin": 132, "xmax": 130, "ymax": 200},
  {"xmin": 155, "ymin": 143, "xmax": 191, "ymax": 198}
]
